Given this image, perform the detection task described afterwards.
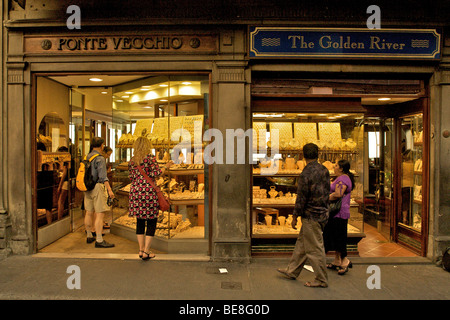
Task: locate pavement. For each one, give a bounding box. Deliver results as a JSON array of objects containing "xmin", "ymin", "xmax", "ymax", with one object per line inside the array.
[{"xmin": 0, "ymin": 254, "xmax": 449, "ymax": 308}]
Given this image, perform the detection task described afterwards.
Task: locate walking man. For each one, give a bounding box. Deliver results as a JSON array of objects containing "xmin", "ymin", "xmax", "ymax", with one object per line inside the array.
[
  {"xmin": 277, "ymin": 143, "xmax": 330, "ymax": 287},
  {"xmin": 84, "ymin": 137, "xmax": 115, "ymax": 248}
]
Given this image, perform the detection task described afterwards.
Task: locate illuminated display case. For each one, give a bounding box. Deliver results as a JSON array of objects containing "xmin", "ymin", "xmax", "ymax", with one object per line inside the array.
[{"xmin": 251, "ymin": 113, "xmax": 365, "ymax": 245}]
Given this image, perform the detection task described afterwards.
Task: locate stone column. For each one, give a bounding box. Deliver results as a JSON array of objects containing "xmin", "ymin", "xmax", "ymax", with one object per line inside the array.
[
  {"xmin": 430, "ymin": 35, "xmax": 450, "ymax": 263},
  {"xmin": 6, "ymin": 30, "xmax": 31, "ymax": 255},
  {"xmin": 210, "ymin": 61, "xmax": 251, "ymax": 261}
]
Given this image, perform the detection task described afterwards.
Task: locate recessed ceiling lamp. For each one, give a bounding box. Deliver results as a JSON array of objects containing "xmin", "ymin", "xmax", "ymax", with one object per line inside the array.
[
  {"xmin": 182, "ymin": 82, "xmax": 192, "ymax": 85},
  {"xmin": 143, "ymin": 106, "xmax": 152, "ymax": 109},
  {"xmin": 89, "ymin": 77, "xmax": 103, "ymax": 82},
  {"xmin": 125, "ymin": 91, "xmax": 133, "ymax": 94},
  {"xmin": 140, "ymin": 87, "xmax": 151, "ymax": 91},
  {"xmin": 378, "ymin": 97, "xmax": 391, "ymax": 101},
  {"xmin": 101, "ymin": 91, "xmax": 108, "ymax": 94},
  {"xmin": 122, "ymin": 95, "xmax": 129, "ymax": 98},
  {"xmin": 253, "ymin": 113, "xmax": 284, "ymax": 118},
  {"xmin": 159, "ymin": 84, "xmax": 168, "ymax": 87},
  {"xmin": 115, "ymin": 99, "xmax": 123, "ymax": 102},
  {"xmin": 160, "ymin": 99, "xmax": 168, "ymax": 102}
]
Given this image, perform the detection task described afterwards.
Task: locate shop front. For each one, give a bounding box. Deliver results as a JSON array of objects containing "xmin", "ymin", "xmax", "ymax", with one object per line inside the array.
[
  {"xmin": 1, "ymin": 3, "xmax": 449, "ymax": 263},
  {"xmin": 3, "ymin": 22, "xmax": 251, "ymax": 259},
  {"xmin": 247, "ymin": 27, "xmax": 440, "ymax": 257}
]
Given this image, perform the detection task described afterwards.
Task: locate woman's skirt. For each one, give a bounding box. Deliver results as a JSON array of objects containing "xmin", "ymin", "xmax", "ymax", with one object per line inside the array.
[{"xmin": 324, "ymin": 217, "xmax": 348, "ymax": 258}]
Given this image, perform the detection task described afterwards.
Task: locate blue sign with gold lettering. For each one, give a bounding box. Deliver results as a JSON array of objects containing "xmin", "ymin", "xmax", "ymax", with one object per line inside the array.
[{"xmin": 249, "ymin": 27, "xmax": 441, "ymax": 59}]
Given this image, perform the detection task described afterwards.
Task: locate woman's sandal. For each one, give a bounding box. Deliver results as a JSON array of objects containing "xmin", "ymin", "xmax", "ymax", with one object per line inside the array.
[
  {"xmin": 338, "ymin": 261, "xmax": 353, "ymax": 275},
  {"xmin": 139, "ymin": 250, "xmax": 144, "ymax": 259},
  {"xmin": 326, "ymin": 263, "xmax": 340, "ymax": 270},
  {"xmin": 141, "ymin": 251, "xmax": 156, "ymax": 261},
  {"xmin": 304, "ymin": 281, "xmax": 328, "ymax": 288}
]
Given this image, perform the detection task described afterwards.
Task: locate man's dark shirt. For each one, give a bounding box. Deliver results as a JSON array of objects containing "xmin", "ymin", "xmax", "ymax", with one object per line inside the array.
[{"xmin": 294, "ymin": 160, "xmax": 330, "ymax": 223}]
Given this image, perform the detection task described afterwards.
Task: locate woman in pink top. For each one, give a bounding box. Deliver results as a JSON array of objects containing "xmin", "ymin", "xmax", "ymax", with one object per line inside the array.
[{"xmin": 323, "ymin": 159, "xmax": 355, "ymax": 275}]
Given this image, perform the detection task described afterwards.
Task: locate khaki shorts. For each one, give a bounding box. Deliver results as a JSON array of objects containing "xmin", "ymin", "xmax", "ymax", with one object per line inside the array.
[{"xmin": 84, "ymin": 183, "xmax": 110, "ymax": 213}]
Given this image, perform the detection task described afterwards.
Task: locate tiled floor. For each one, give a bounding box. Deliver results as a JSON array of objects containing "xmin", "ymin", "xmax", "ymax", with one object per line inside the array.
[{"xmin": 357, "ymin": 223, "xmax": 418, "ymax": 257}]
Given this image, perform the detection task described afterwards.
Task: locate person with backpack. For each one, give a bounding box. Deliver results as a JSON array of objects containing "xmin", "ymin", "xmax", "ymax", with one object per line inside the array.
[{"xmin": 83, "ymin": 137, "xmax": 115, "ymax": 248}]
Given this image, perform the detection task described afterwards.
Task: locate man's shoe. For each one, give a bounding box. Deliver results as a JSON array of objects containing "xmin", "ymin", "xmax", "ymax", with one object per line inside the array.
[
  {"xmin": 87, "ymin": 237, "xmax": 95, "ymax": 244},
  {"xmin": 277, "ymin": 268, "xmax": 296, "ymax": 280},
  {"xmin": 92, "ymin": 232, "xmax": 105, "ymax": 237},
  {"xmin": 95, "ymin": 240, "xmax": 115, "ymax": 248}
]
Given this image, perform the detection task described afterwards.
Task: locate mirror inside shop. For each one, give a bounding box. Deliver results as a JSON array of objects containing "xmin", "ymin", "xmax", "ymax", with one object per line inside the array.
[
  {"xmin": 35, "ymin": 74, "xmax": 210, "ymax": 244},
  {"xmin": 251, "ymin": 112, "xmax": 395, "ymax": 242}
]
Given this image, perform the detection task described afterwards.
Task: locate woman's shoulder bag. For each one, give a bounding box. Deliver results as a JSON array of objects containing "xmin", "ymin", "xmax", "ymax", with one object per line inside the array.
[{"xmin": 136, "ymin": 165, "xmax": 170, "ymax": 212}]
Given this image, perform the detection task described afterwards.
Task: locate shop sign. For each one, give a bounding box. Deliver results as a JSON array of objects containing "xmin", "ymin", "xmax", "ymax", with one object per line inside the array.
[
  {"xmin": 24, "ymin": 34, "xmax": 217, "ymax": 54},
  {"xmin": 249, "ymin": 27, "xmax": 441, "ymax": 60}
]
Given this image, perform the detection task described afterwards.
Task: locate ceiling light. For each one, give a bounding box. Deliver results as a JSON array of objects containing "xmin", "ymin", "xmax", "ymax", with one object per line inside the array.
[
  {"xmin": 159, "ymin": 84, "xmax": 168, "ymax": 87},
  {"xmin": 122, "ymin": 95, "xmax": 129, "ymax": 98},
  {"xmin": 253, "ymin": 113, "xmax": 284, "ymax": 118},
  {"xmin": 115, "ymin": 99, "xmax": 123, "ymax": 102},
  {"xmin": 143, "ymin": 106, "xmax": 152, "ymax": 109},
  {"xmin": 160, "ymin": 99, "xmax": 168, "ymax": 102},
  {"xmin": 125, "ymin": 91, "xmax": 133, "ymax": 94},
  {"xmin": 89, "ymin": 77, "xmax": 103, "ymax": 82},
  {"xmin": 140, "ymin": 88, "xmax": 150, "ymax": 91},
  {"xmin": 101, "ymin": 91, "xmax": 108, "ymax": 94},
  {"xmin": 182, "ymin": 82, "xmax": 192, "ymax": 85},
  {"xmin": 378, "ymin": 97, "xmax": 391, "ymax": 101}
]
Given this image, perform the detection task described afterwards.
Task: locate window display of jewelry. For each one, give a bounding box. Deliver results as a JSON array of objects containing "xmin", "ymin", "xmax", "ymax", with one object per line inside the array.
[{"xmin": 400, "ymin": 113, "xmax": 424, "ymax": 232}]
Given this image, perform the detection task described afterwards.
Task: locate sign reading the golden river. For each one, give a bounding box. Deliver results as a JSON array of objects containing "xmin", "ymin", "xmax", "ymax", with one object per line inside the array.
[{"xmin": 249, "ymin": 27, "xmax": 441, "ymax": 59}]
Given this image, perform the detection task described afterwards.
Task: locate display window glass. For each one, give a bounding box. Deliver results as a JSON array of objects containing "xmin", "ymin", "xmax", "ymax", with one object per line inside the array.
[
  {"xmin": 251, "ymin": 112, "xmax": 365, "ymax": 240},
  {"xmin": 34, "ymin": 74, "xmax": 210, "ymax": 251},
  {"xmin": 36, "ymin": 112, "xmax": 72, "ymax": 227},
  {"xmin": 111, "ymin": 75, "xmax": 210, "ymax": 240},
  {"xmin": 399, "ymin": 113, "xmax": 423, "ymax": 231}
]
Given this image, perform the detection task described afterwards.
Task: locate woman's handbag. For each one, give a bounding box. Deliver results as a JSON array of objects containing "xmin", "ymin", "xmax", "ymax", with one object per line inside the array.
[
  {"xmin": 329, "ymin": 197, "xmax": 342, "ymax": 218},
  {"xmin": 137, "ymin": 165, "xmax": 171, "ymax": 212},
  {"xmin": 329, "ymin": 181, "xmax": 344, "ymax": 218}
]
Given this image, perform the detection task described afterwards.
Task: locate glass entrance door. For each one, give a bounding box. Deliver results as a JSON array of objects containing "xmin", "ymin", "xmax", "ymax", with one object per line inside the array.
[
  {"xmin": 35, "ymin": 77, "xmax": 72, "ymax": 249},
  {"xmin": 362, "ymin": 118, "xmax": 394, "ymax": 241},
  {"xmin": 397, "ymin": 112, "xmax": 427, "ymax": 254}
]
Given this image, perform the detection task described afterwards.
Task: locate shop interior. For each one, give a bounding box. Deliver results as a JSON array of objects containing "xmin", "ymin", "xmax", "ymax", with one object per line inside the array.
[
  {"xmin": 250, "ymin": 76, "xmax": 427, "ymax": 257},
  {"xmin": 34, "ymin": 74, "xmax": 210, "ymax": 255}
]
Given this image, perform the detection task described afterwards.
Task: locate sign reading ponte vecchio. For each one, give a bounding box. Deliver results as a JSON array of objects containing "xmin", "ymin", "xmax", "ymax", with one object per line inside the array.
[
  {"xmin": 24, "ymin": 34, "xmax": 217, "ymax": 54},
  {"xmin": 250, "ymin": 27, "xmax": 441, "ymax": 59}
]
